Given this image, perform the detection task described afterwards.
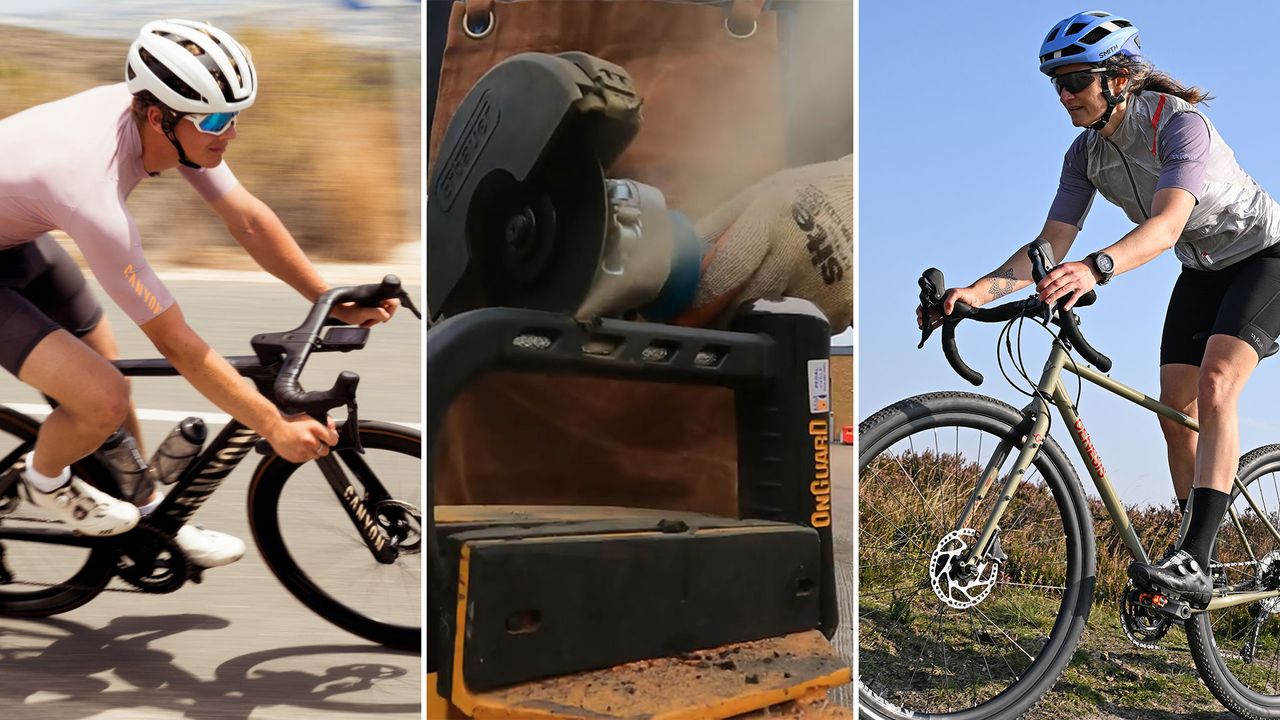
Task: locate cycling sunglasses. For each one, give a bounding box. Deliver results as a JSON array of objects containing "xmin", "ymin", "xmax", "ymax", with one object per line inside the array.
[
  {"xmin": 1050, "ymin": 68, "xmax": 1109, "ymax": 95},
  {"xmin": 183, "ymin": 111, "xmax": 238, "ymax": 136}
]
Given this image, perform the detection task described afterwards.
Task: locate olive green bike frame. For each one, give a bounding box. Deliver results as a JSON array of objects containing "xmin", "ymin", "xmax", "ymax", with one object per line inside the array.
[{"xmin": 955, "ymin": 340, "xmax": 1280, "ymax": 612}]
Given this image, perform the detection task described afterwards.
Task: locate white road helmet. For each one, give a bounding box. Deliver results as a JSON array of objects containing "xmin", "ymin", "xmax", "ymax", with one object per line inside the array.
[{"xmin": 125, "ymin": 19, "xmax": 257, "ymax": 114}]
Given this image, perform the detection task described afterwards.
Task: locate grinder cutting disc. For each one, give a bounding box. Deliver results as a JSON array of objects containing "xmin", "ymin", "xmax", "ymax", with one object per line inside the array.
[
  {"xmin": 470, "ymin": 145, "xmax": 607, "ymax": 313},
  {"xmin": 427, "ymin": 51, "xmax": 641, "ymax": 319}
]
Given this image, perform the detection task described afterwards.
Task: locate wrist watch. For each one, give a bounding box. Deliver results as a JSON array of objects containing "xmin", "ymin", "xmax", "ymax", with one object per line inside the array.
[{"xmin": 1087, "ymin": 251, "xmax": 1115, "ymax": 285}]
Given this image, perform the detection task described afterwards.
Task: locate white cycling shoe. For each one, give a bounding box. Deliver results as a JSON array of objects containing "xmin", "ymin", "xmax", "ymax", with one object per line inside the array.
[
  {"xmin": 21, "ymin": 475, "xmax": 140, "ymax": 537},
  {"xmin": 174, "ymin": 524, "xmax": 245, "ymax": 568}
]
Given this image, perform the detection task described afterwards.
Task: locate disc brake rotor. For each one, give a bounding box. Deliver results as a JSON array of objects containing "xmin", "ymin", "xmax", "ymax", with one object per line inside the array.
[
  {"xmin": 930, "ymin": 528, "xmax": 1000, "ymax": 610},
  {"xmin": 374, "ymin": 499, "xmax": 421, "ymax": 554}
]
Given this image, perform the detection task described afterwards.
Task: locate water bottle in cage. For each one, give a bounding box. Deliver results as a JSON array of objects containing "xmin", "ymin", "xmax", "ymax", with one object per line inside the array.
[
  {"xmin": 148, "ymin": 417, "xmax": 207, "ymax": 486},
  {"xmin": 96, "ymin": 429, "xmax": 150, "ymax": 504}
]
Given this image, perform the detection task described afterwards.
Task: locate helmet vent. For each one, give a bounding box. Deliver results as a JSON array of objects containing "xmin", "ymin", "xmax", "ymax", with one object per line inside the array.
[
  {"xmin": 1046, "ymin": 27, "xmax": 1060, "ymax": 42},
  {"xmin": 1067, "ymin": 22, "xmax": 1088, "ymax": 35},
  {"xmin": 1080, "ymin": 27, "xmax": 1111, "ymax": 44},
  {"xmin": 139, "ymin": 47, "xmax": 203, "ymax": 103}
]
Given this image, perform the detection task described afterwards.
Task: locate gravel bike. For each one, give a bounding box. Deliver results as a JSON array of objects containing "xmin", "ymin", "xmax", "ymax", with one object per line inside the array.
[
  {"xmin": 0, "ymin": 276, "xmax": 422, "ymax": 653},
  {"xmin": 859, "ymin": 242, "xmax": 1280, "ymax": 720}
]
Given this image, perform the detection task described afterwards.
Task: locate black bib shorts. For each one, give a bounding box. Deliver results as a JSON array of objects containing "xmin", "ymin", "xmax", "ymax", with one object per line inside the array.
[
  {"xmin": 0, "ymin": 234, "xmax": 104, "ymax": 376},
  {"xmin": 1161, "ymin": 241, "xmax": 1280, "ymax": 366}
]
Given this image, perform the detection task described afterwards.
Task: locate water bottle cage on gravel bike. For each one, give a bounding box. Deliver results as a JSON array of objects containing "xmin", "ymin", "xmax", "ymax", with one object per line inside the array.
[
  {"xmin": 250, "ymin": 274, "xmax": 421, "ymax": 455},
  {"xmin": 917, "ymin": 242, "xmax": 1113, "ymax": 386}
]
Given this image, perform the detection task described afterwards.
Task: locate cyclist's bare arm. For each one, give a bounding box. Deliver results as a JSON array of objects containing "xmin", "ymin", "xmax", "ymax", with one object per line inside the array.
[
  {"xmin": 966, "ymin": 221, "xmax": 1081, "ymax": 307},
  {"xmin": 207, "ymin": 186, "xmax": 396, "ymax": 327},
  {"xmin": 916, "ymin": 221, "xmax": 1079, "ymax": 329},
  {"xmin": 1080, "ymin": 187, "xmax": 1196, "ymax": 277},
  {"xmin": 1036, "ymin": 188, "xmax": 1197, "ymax": 310},
  {"xmin": 139, "ymin": 303, "xmax": 337, "ymax": 463}
]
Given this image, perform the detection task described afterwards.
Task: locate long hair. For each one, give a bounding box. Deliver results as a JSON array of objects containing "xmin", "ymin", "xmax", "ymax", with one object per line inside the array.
[{"xmin": 1104, "ymin": 54, "xmax": 1214, "ymax": 105}]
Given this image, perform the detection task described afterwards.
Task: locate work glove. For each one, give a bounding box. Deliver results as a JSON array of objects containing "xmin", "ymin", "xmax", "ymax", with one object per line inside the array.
[{"xmin": 676, "ymin": 157, "xmax": 852, "ymax": 332}]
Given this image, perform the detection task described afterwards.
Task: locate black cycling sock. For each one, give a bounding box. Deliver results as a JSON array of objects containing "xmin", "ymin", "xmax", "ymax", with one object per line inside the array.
[
  {"xmin": 1179, "ymin": 487, "xmax": 1230, "ymax": 569},
  {"xmin": 1177, "ymin": 496, "xmax": 1188, "ymax": 514}
]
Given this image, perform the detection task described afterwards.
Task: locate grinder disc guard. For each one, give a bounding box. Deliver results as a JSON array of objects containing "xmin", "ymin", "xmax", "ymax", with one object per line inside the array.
[{"xmin": 428, "ymin": 52, "xmax": 642, "ymax": 318}]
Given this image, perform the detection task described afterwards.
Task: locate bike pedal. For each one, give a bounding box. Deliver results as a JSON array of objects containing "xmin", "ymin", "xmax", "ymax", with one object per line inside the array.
[{"xmin": 1138, "ymin": 591, "xmax": 1191, "ymax": 620}]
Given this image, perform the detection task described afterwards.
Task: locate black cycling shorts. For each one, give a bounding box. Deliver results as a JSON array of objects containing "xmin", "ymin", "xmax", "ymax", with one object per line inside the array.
[
  {"xmin": 1161, "ymin": 241, "xmax": 1280, "ymax": 366},
  {"xmin": 0, "ymin": 234, "xmax": 103, "ymax": 376}
]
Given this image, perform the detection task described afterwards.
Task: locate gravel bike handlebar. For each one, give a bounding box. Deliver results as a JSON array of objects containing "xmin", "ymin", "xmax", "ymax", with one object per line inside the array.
[{"xmin": 918, "ymin": 243, "xmax": 1112, "ymax": 385}]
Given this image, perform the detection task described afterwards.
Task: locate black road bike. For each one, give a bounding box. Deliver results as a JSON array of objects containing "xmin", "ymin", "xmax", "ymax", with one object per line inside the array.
[{"xmin": 0, "ymin": 276, "xmax": 422, "ymax": 653}]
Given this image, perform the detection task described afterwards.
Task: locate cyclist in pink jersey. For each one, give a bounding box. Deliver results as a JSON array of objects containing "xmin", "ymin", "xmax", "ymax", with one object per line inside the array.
[{"xmin": 2, "ymin": 19, "xmax": 395, "ymax": 567}]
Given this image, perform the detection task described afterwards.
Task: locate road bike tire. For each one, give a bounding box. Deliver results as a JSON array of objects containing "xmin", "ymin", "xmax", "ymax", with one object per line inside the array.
[
  {"xmin": 0, "ymin": 405, "xmax": 116, "ymax": 617},
  {"xmin": 248, "ymin": 420, "xmax": 421, "ymax": 653},
  {"xmin": 1187, "ymin": 444, "xmax": 1280, "ymax": 719},
  {"xmin": 858, "ymin": 392, "xmax": 1096, "ymax": 720}
]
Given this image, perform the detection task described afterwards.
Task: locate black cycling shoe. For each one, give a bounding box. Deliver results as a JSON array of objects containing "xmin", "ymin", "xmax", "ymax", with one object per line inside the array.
[{"xmin": 1128, "ymin": 549, "xmax": 1213, "ymax": 608}]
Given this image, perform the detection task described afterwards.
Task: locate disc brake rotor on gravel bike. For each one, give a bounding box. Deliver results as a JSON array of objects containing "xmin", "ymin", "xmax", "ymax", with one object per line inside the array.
[{"xmin": 930, "ymin": 528, "xmax": 1001, "ymax": 609}]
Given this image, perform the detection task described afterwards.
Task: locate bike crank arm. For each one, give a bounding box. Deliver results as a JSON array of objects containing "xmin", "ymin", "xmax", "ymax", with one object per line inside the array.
[
  {"xmin": 315, "ymin": 455, "xmax": 398, "ymax": 564},
  {"xmin": 1134, "ymin": 590, "xmax": 1193, "ymax": 621}
]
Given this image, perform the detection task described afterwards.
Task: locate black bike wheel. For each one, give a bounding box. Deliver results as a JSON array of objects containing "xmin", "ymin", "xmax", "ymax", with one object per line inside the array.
[
  {"xmin": 858, "ymin": 392, "xmax": 1095, "ymax": 720},
  {"xmin": 0, "ymin": 406, "xmax": 115, "ymax": 616},
  {"xmin": 1187, "ymin": 444, "xmax": 1280, "ymax": 719},
  {"xmin": 248, "ymin": 421, "xmax": 420, "ymax": 653}
]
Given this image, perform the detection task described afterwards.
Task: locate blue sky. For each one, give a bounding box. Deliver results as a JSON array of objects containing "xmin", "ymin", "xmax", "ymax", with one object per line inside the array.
[{"xmin": 860, "ymin": 2, "xmax": 1280, "ymax": 506}]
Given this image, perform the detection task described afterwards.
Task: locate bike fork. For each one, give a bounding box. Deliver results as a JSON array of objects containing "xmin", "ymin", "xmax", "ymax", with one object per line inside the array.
[{"xmin": 316, "ymin": 454, "xmax": 398, "ymax": 564}]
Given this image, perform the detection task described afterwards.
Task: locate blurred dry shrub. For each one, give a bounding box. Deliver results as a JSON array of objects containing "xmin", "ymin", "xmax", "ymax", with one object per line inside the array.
[{"xmin": 0, "ymin": 25, "xmax": 415, "ymax": 266}]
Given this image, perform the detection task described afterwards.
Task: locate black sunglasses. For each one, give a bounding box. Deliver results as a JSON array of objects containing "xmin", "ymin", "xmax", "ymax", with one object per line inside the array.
[{"xmin": 1050, "ymin": 68, "xmax": 1109, "ymax": 95}]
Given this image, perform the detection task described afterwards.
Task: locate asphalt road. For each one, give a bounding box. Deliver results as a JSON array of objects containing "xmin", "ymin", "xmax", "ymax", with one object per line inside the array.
[{"xmin": 0, "ymin": 272, "xmax": 423, "ymax": 720}]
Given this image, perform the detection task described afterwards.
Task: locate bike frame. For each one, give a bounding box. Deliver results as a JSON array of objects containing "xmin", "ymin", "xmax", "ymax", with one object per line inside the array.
[
  {"xmin": 958, "ymin": 339, "xmax": 1280, "ymax": 613},
  {"xmin": 0, "ymin": 355, "xmax": 399, "ymax": 564}
]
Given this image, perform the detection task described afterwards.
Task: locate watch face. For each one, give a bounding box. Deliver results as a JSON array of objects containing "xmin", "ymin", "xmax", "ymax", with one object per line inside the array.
[{"xmin": 1096, "ymin": 253, "xmax": 1115, "ymax": 274}]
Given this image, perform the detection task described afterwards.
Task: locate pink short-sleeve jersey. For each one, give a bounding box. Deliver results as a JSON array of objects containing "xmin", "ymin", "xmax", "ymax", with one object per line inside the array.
[{"xmin": 0, "ymin": 83, "xmax": 240, "ymax": 324}]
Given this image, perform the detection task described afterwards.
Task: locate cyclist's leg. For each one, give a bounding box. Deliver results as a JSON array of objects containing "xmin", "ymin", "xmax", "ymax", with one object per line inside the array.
[
  {"xmin": 1135, "ymin": 246, "xmax": 1280, "ymax": 600},
  {"xmin": 1158, "ymin": 265, "xmax": 1228, "ymax": 507},
  {"xmin": 3, "ymin": 304, "xmax": 138, "ymax": 535},
  {"xmin": 24, "ymin": 234, "xmax": 143, "ymax": 448},
  {"xmin": 18, "ymin": 328, "xmax": 130, "ymax": 472}
]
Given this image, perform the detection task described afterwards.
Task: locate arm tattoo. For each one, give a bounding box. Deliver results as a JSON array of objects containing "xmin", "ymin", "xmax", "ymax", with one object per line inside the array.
[{"xmin": 986, "ymin": 268, "xmax": 1017, "ymax": 300}]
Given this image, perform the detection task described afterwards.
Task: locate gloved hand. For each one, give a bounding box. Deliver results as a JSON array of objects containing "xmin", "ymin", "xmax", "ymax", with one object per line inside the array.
[{"xmin": 675, "ymin": 157, "xmax": 852, "ymax": 332}]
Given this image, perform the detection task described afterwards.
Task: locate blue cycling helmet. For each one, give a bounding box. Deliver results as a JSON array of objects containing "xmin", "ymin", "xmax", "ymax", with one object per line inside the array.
[{"xmin": 1039, "ymin": 10, "xmax": 1141, "ymax": 75}]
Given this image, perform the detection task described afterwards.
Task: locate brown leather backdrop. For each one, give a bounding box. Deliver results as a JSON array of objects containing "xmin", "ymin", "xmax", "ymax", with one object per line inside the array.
[{"xmin": 429, "ymin": 0, "xmax": 849, "ymax": 515}]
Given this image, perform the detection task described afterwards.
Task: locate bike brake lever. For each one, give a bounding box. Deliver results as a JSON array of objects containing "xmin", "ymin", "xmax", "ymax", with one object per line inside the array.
[
  {"xmin": 398, "ymin": 290, "xmax": 423, "ymax": 320},
  {"xmin": 342, "ymin": 400, "xmax": 364, "ymax": 454},
  {"xmin": 918, "ymin": 268, "xmax": 945, "ymax": 348}
]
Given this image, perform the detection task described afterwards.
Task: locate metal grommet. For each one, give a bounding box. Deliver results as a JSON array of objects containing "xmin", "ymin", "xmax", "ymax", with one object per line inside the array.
[
  {"xmin": 724, "ymin": 16, "xmax": 758, "ymax": 40},
  {"xmin": 463, "ymin": 10, "xmax": 495, "ymax": 40}
]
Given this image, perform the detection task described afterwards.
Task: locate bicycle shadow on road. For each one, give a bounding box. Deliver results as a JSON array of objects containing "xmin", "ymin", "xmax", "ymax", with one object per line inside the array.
[{"xmin": 0, "ymin": 614, "xmax": 418, "ymax": 719}]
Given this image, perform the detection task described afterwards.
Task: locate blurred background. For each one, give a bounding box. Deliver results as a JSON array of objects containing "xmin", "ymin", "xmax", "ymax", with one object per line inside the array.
[{"xmin": 0, "ymin": 0, "xmax": 421, "ymax": 268}]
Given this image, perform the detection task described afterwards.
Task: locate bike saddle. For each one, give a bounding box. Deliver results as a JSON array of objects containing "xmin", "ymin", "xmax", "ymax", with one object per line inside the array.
[{"xmin": 427, "ymin": 51, "xmax": 700, "ymax": 324}]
